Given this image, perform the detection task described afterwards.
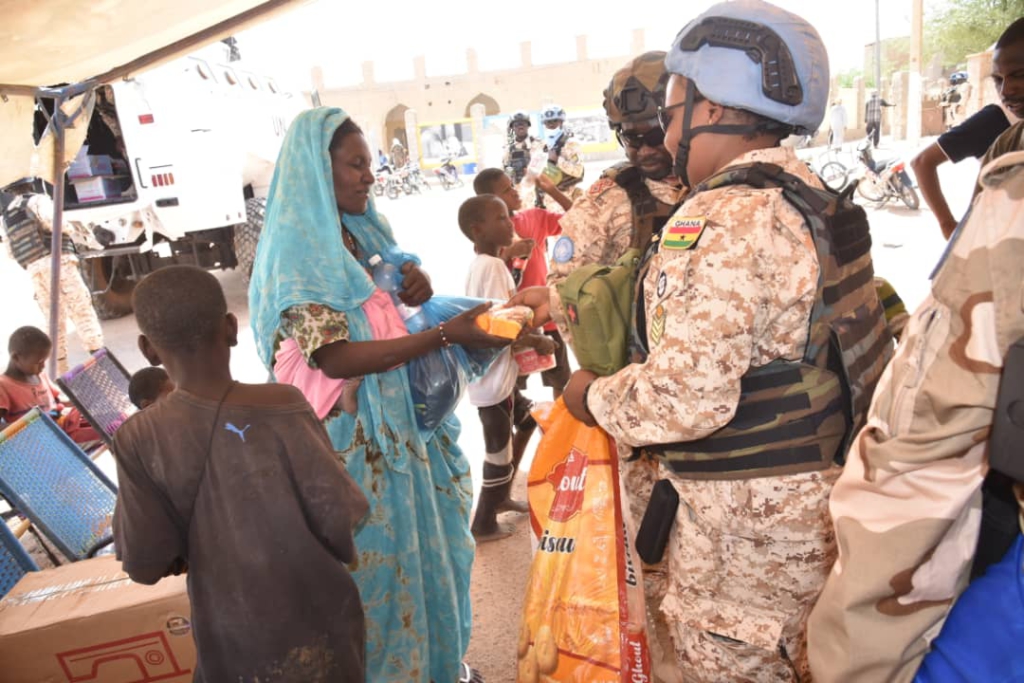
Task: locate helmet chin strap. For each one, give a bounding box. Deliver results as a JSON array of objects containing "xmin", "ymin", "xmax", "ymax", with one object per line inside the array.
[{"xmin": 672, "ymin": 80, "xmax": 760, "ymax": 188}]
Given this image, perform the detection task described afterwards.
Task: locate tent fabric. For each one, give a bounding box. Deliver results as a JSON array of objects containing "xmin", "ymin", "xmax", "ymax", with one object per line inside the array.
[{"xmin": 0, "ymin": 0, "xmax": 306, "ymax": 186}]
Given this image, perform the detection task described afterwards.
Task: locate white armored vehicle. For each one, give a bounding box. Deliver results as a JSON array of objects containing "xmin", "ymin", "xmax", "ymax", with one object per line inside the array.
[{"xmin": 62, "ymin": 42, "xmax": 306, "ymax": 317}]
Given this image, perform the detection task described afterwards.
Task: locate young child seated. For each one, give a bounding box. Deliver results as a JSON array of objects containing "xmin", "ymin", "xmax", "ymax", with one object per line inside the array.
[
  {"xmin": 127, "ymin": 366, "xmax": 175, "ymax": 410},
  {"xmin": 459, "ymin": 195, "xmax": 555, "ymax": 542},
  {"xmin": 112, "ymin": 265, "xmax": 368, "ymax": 682},
  {"xmin": 0, "ymin": 326, "xmax": 100, "ymax": 445}
]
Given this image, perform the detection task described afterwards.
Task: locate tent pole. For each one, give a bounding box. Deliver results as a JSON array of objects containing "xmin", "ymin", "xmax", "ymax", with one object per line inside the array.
[{"xmin": 48, "ymin": 92, "xmax": 67, "ymax": 379}]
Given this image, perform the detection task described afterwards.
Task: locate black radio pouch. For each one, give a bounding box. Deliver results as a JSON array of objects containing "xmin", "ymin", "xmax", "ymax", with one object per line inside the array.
[{"xmin": 635, "ymin": 479, "xmax": 679, "ymax": 565}]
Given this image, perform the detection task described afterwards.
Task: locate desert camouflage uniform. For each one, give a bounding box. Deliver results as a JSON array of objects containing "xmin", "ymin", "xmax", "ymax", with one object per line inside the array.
[
  {"xmin": 547, "ymin": 173, "xmax": 683, "ymax": 347},
  {"xmin": 523, "ymin": 136, "xmax": 586, "ymax": 214},
  {"xmin": 807, "ymin": 151, "xmax": 1024, "ymax": 682},
  {"xmin": 586, "ymin": 147, "xmax": 838, "ymax": 682},
  {"xmin": 5, "ymin": 194, "xmax": 104, "ymax": 373},
  {"xmin": 546, "ymin": 168, "xmax": 683, "ymax": 680}
]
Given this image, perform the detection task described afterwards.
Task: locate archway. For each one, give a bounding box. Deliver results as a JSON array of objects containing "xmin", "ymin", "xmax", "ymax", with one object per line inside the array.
[
  {"xmin": 384, "ymin": 104, "xmax": 409, "ymax": 153},
  {"xmin": 464, "ymin": 93, "xmax": 500, "ymax": 118}
]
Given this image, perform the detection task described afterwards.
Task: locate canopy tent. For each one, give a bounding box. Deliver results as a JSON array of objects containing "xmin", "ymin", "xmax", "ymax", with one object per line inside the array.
[{"xmin": 0, "ymin": 0, "xmax": 309, "ymax": 375}]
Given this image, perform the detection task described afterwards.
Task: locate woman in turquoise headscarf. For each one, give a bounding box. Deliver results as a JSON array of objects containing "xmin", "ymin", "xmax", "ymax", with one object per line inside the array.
[{"xmin": 249, "ymin": 108, "xmax": 509, "ymax": 683}]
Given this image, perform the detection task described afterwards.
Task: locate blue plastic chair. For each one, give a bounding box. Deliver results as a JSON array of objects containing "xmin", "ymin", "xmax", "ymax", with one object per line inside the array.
[
  {"xmin": 57, "ymin": 348, "xmax": 136, "ymax": 448},
  {"xmin": 0, "ymin": 408, "xmax": 117, "ymax": 562},
  {"xmin": 0, "ymin": 521, "xmax": 37, "ymax": 598}
]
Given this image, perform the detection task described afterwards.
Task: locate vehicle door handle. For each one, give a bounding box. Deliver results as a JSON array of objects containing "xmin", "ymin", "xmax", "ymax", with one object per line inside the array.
[{"xmin": 134, "ymin": 157, "xmax": 148, "ymax": 189}]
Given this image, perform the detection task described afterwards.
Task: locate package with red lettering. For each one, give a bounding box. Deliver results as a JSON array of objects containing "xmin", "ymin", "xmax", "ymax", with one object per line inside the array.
[{"xmin": 518, "ymin": 399, "xmax": 651, "ymax": 683}]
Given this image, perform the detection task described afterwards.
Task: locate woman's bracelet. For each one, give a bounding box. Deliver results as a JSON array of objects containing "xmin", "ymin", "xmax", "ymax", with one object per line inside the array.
[{"xmin": 438, "ymin": 323, "xmax": 451, "ymax": 348}]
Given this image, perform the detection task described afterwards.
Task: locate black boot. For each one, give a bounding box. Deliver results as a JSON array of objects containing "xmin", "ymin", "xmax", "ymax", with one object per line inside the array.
[{"xmin": 472, "ymin": 463, "xmax": 516, "ymax": 543}]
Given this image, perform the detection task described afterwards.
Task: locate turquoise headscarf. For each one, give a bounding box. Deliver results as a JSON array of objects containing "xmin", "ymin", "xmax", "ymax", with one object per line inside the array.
[
  {"xmin": 248, "ymin": 109, "xmax": 476, "ymax": 682},
  {"xmin": 249, "ymin": 107, "xmax": 417, "ymax": 460}
]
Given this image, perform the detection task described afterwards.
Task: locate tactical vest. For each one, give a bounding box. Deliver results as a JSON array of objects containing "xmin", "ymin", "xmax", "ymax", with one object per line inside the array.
[
  {"xmin": 0, "ymin": 195, "xmax": 74, "ymax": 270},
  {"xmin": 603, "ymin": 162, "xmax": 678, "ymax": 250},
  {"xmin": 641, "ymin": 162, "xmax": 893, "ymax": 480},
  {"xmin": 507, "ymin": 142, "xmax": 530, "ymax": 185}
]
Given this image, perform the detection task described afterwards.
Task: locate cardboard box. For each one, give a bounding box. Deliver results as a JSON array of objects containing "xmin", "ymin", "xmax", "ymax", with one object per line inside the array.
[
  {"xmin": 0, "ymin": 556, "xmax": 195, "ymax": 683},
  {"xmin": 68, "ymin": 154, "xmax": 113, "ymax": 180},
  {"xmin": 72, "ymin": 177, "xmax": 121, "ymax": 203}
]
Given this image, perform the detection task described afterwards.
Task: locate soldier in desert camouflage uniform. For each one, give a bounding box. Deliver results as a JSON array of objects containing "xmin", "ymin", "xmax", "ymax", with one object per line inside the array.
[
  {"xmin": 514, "ymin": 2, "xmax": 890, "ymax": 680},
  {"xmin": 546, "ymin": 50, "xmax": 683, "ymax": 682},
  {"xmin": 807, "ymin": 151, "xmax": 1024, "ymax": 682},
  {"xmin": 1, "ymin": 178, "xmax": 104, "ymax": 373}
]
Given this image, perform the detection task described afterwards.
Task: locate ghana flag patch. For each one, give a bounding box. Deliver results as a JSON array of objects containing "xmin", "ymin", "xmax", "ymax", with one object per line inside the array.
[{"xmin": 662, "ymin": 216, "xmax": 706, "ymax": 250}]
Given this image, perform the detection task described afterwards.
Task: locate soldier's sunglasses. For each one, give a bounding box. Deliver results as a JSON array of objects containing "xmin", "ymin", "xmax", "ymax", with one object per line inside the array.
[
  {"xmin": 657, "ymin": 102, "xmax": 687, "ymax": 132},
  {"xmin": 616, "ymin": 127, "xmax": 666, "ymax": 149}
]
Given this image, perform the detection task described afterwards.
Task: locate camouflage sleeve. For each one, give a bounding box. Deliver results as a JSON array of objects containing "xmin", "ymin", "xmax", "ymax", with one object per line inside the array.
[
  {"xmin": 586, "ymin": 189, "xmax": 818, "ymax": 447},
  {"xmin": 808, "ymin": 153, "xmax": 1024, "ymax": 682},
  {"xmin": 25, "ymin": 195, "xmax": 54, "ymax": 233},
  {"xmin": 546, "ymin": 183, "xmax": 634, "ymax": 340},
  {"xmin": 556, "ymin": 139, "xmax": 584, "ymax": 181},
  {"xmin": 27, "ymin": 194, "xmax": 101, "ymax": 250}
]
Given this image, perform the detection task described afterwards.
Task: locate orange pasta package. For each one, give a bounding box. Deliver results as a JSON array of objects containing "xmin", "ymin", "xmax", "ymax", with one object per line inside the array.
[{"xmin": 518, "ymin": 399, "xmax": 651, "ymax": 683}]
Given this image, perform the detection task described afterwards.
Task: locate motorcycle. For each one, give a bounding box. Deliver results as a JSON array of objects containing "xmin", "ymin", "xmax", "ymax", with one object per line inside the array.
[
  {"xmin": 373, "ymin": 166, "xmax": 389, "ymax": 197},
  {"xmin": 433, "ymin": 156, "xmax": 464, "ymax": 190},
  {"xmin": 855, "ymin": 140, "xmax": 920, "ymax": 210},
  {"xmin": 404, "ymin": 163, "xmax": 430, "ymax": 191}
]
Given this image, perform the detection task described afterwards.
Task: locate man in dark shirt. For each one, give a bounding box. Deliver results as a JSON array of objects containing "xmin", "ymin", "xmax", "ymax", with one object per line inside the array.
[{"xmin": 911, "ymin": 105, "xmax": 1012, "ymax": 239}]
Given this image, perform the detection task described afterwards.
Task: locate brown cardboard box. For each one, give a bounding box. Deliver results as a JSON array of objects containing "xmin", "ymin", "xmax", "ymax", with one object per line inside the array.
[{"xmin": 0, "ymin": 556, "xmax": 195, "ymax": 682}]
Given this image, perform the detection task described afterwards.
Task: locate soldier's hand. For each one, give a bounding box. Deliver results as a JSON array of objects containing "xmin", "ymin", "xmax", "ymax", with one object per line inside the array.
[
  {"xmin": 506, "ymin": 286, "xmax": 552, "ymax": 328},
  {"xmin": 564, "ymin": 370, "xmax": 599, "ymax": 426}
]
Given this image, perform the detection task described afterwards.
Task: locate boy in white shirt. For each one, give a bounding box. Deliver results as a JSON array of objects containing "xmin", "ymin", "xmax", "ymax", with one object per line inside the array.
[{"xmin": 459, "ymin": 195, "xmax": 554, "ymax": 542}]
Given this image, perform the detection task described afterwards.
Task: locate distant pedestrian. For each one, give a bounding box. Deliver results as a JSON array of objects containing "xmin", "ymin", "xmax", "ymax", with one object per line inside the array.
[
  {"xmin": 828, "ymin": 99, "xmax": 848, "ymax": 149},
  {"xmin": 865, "ymin": 91, "xmax": 893, "ymax": 147}
]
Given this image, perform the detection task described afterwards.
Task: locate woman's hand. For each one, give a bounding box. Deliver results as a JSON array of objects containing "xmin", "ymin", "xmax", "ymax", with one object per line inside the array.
[
  {"xmin": 506, "ymin": 286, "xmax": 553, "ymax": 328},
  {"xmin": 399, "ymin": 262, "xmax": 433, "ymax": 306},
  {"xmin": 563, "ymin": 369, "xmax": 599, "ymax": 426},
  {"xmin": 443, "ymin": 303, "xmax": 513, "ymax": 349}
]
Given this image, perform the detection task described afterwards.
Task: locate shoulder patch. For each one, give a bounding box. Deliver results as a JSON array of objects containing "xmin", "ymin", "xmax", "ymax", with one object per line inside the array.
[
  {"xmin": 661, "ymin": 216, "xmax": 706, "ymax": 251},
  {"xmin": 587, "ymin": 178, "xmax": 616, "ymax": 197},
  {"xmin": 552, "ymin": 236, "xmax": 575, "ymax": 263}
]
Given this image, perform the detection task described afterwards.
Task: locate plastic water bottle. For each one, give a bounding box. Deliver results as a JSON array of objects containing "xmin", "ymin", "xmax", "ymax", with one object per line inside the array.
[{"xmin": 369, "ymin": 254, "xmax": 429, "ymax": 332}]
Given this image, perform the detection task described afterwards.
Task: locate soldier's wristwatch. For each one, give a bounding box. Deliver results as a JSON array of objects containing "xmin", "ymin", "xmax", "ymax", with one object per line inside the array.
[{"xmin": 582, "ymin": 381, "xmax": 595, "ymax": 421}]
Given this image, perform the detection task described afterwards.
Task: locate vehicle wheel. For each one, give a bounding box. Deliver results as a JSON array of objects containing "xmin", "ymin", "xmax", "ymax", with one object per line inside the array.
[
  {"xmin": 819, "ymin": 162, "xmax": 849, "ymax": 192},
  {"xmin": 373, "ymin": 184, "xmax": 384, "ymax": 197},
  {"xmin": 386, "ymin": 184, "xmax": 401, "ymax": 199},
  {"xmin": 856, "ymin": 175, "xmax": 887, "ymax": 202},
  {"xmin": 79, "ymin": 256, "xmax": 134, "ymax": 320},
  {"xmin": 454, "ymin": 176, "xmax": 465, "ymax": 188},
  {"xmin": 899, "ymin": 181, "xmax": 920, "ymax": 210},
  {"xmin": 233, "ymin": 197, "xmax": 266, "ymax": 285}
]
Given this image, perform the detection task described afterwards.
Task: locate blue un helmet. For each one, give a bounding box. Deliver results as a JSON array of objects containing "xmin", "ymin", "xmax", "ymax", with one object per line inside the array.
[
  {"xmin": 663, "ymin": 0, "xmax": 829, "ymax": 185},
  {"xmin": 540, "ymin": 105, "xmax": 566, "ymax": 124}
]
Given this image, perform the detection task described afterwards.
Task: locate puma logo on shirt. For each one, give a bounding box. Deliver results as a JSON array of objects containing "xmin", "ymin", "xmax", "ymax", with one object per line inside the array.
[{"xmin": 225, "ymin": 422, "xmax": 251, "ymax": 442}]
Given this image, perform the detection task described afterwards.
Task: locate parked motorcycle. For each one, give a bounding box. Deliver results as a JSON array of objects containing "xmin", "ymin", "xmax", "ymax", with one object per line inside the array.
[
  {"xmin": 404, "ymin": 163, "xmax": 430, "ymax": 191},
  {"xmin": 855, "ymin": 140, "xmax": 920, "ymax": 210},
  {"xmin": 433, "ymin": 156, "xmax": 464, "ymax": 190},
  {"xmin": 373, "ymin": 166, "xmax": 389, "ymax": 197}
]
